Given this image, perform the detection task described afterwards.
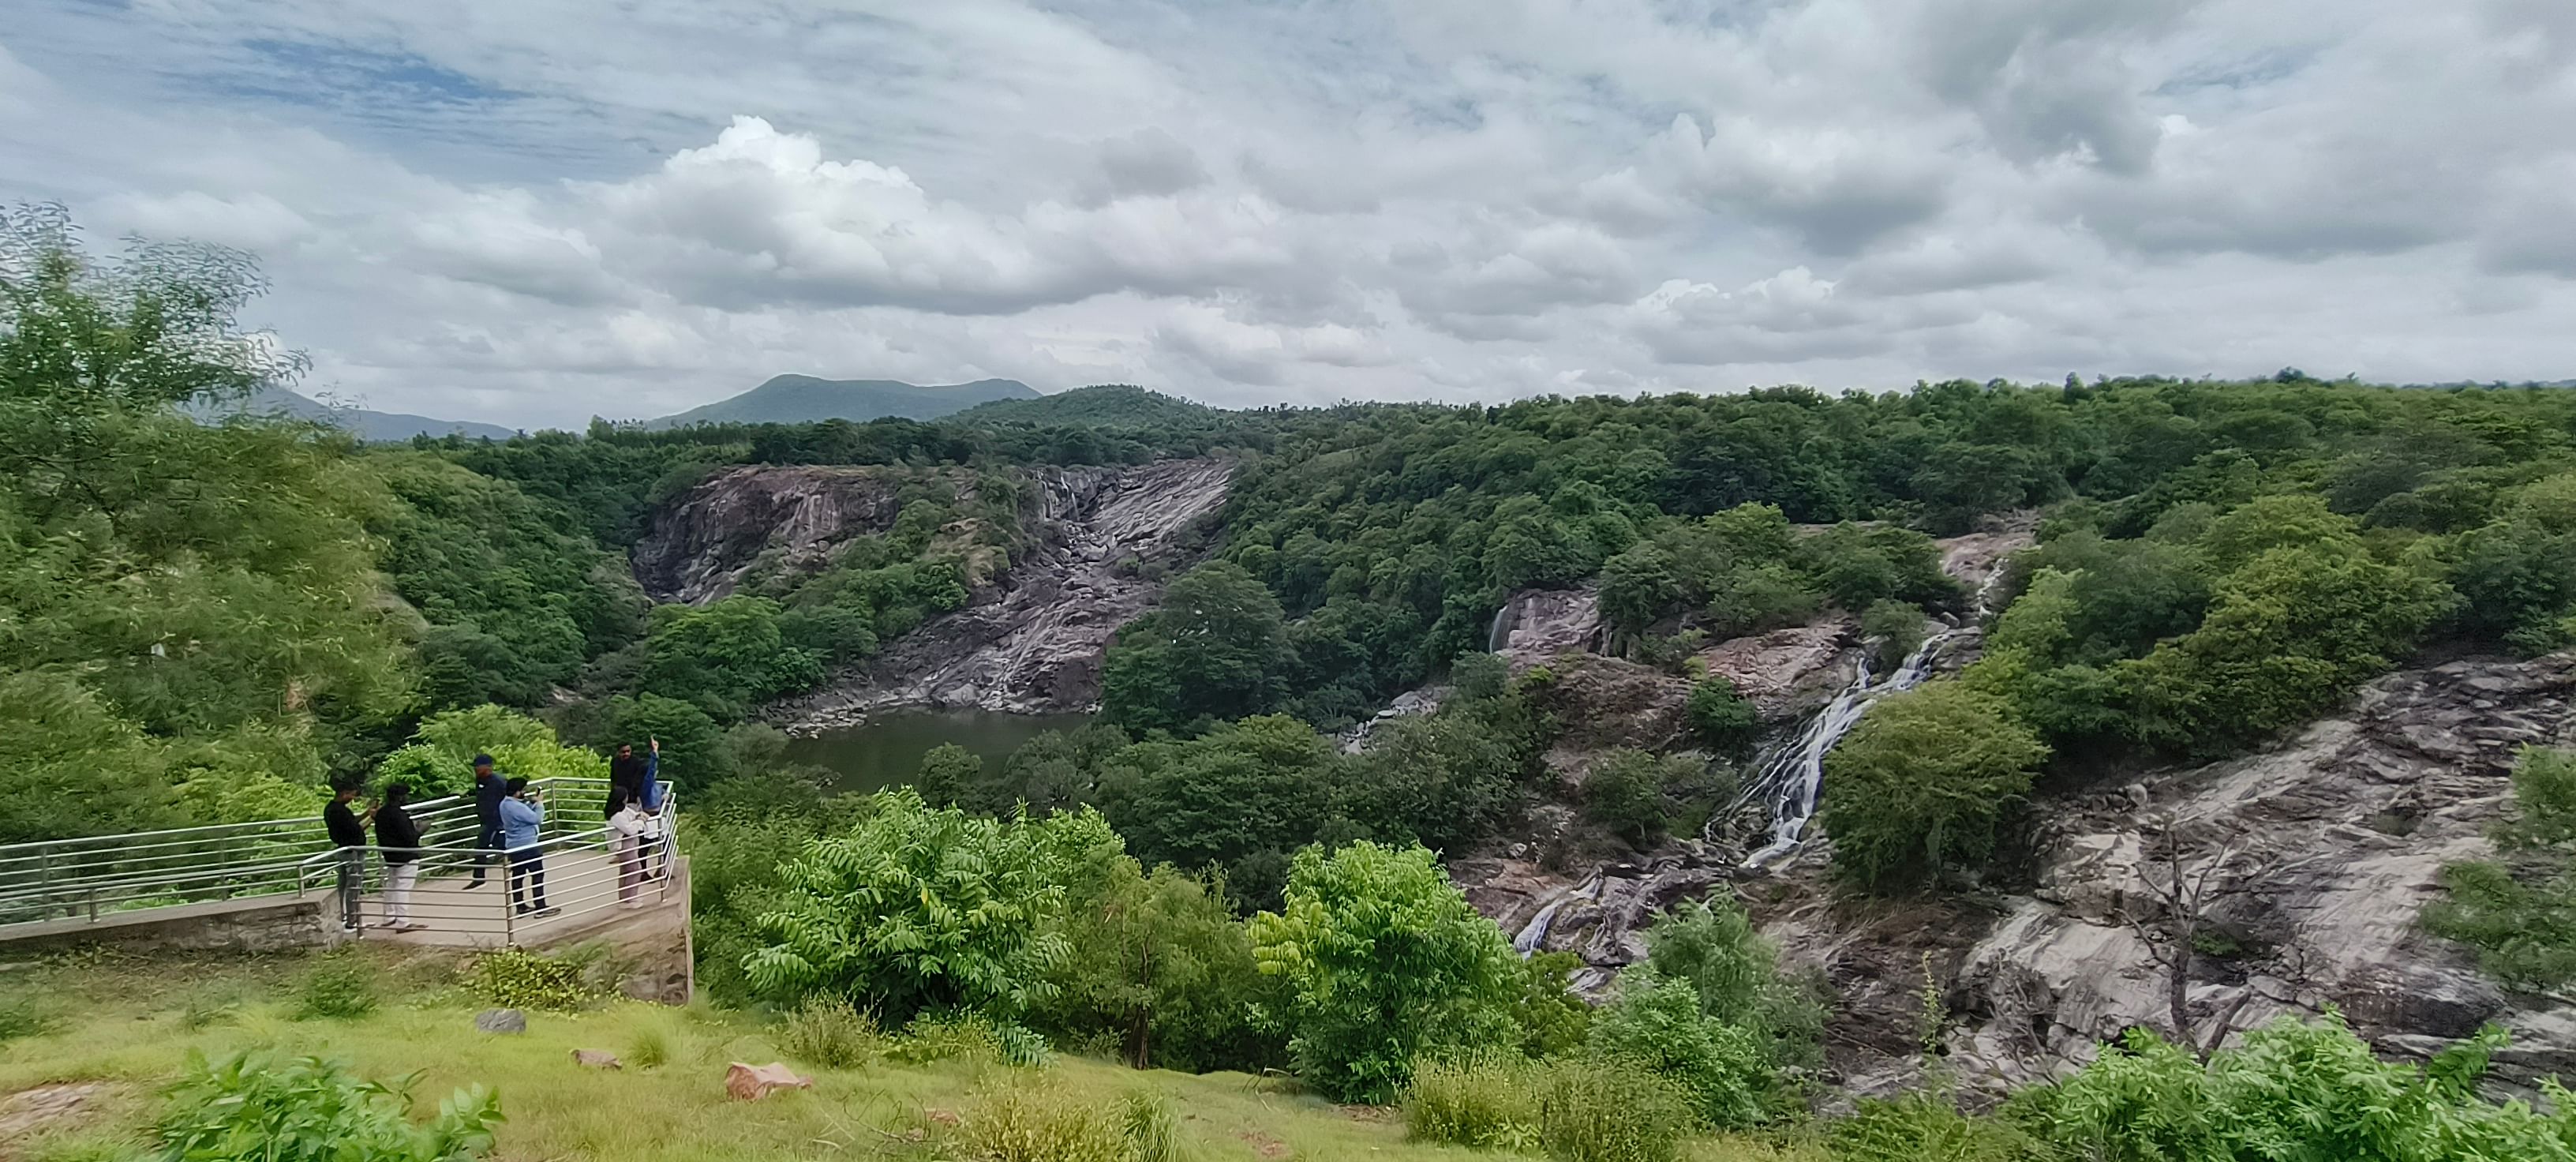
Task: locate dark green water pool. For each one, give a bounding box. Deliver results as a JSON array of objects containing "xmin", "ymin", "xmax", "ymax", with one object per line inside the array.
[{"xmin": 781, "ymin": 709, "xmax": 1096, "ymax": 793}]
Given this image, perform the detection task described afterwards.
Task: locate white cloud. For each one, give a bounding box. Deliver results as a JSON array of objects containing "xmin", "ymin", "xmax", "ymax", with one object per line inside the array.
[{"xmin": 0, "ymin": 0, "xmax": 2567, "ymax": 430}]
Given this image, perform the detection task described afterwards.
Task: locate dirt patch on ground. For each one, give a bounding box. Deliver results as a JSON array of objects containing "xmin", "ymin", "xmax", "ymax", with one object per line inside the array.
[{"xmin": 0, "ymin": 1081, "xmax": 129, "ymax": 1153}]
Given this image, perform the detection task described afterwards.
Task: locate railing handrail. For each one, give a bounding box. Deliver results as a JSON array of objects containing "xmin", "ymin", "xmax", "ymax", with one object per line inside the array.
[{"xmin": 0, "ymin": 777, "xmax": 675, "ymax": 933}]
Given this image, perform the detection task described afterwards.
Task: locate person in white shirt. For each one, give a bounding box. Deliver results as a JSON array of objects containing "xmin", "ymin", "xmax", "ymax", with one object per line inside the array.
[{"xmin": 607, "ymin": 788, "xmax": 650, "ymax": 906}]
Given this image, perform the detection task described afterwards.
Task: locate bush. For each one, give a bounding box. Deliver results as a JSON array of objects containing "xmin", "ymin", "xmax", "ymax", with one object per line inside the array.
[
  {"xmin": 1116, "ymin": 1093, "xmax": 1187, "ymax": 1162},
  {"xmin": 891, "ymin": 1011, "xmax": 1050, "ymax": 1068},
  {"xmin": 1820, "ymin": 682, "xmax": 2049, "ymax": 893},
  {"xmin": 1829, "ymin": 1091, "xmax": 2043, "ymax": 1162},
  {"xmin": 466, "ymin": 949, "xmax": 597, "ymax": 1012},
  {"xmin": 1686, "ymin": 678, "xmax": 1761, "ymax": 755},
  {"xmin": 156, "ymin": 1051, "xmax": 502, "ymax": 1162},
  {"xmin": 297, "ymin": 951, "xmax": 380, "ymax": 1020},
  {"xmin": 745, "ymin": 789, "xmax": 1093, "ymax": 1023},
  {"xmin": 1586, "ymin": 972, "xmax": 1775, "ymax": 1130},
  {"xmin": 964, "ymin": 1080, "xmax": 1130, "ymax": 1162},
  {"xmin": 1534, "ymin": 1059, "xmax": 1697, "ymax": 1162},
  {"xmin": 1642, "ymin": 898, "xmax": 1823, "ymax": 1069},
  {"xmin": 2428, "ymin": 748, "xmax": 2576, "ymax": 988},
  {"xmin": 778, "ymin": 995, "xmax": 881, "ymax": 1069},
  {"xmin": 1249, "ymin": 842, "xmax": 1524, "ymax": 1103},
  {"xmin": 1406, "ymin": 1055, "xmax": 1536, "ymax": 1150},
  {"xmin": 1860, "ymin": 599, "xmax": 1928, "ymax": 670}
]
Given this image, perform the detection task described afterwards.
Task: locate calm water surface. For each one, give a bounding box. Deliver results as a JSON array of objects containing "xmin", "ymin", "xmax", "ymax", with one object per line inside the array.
[{"xmin": 782, "ymin": 709, "xmax": 1095, "ymax": 793}]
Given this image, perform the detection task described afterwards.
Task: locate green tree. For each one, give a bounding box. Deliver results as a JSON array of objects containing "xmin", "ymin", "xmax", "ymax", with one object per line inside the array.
[
  {"xmin": 1095, "ymin": 715, "xmax": 1335, "ymax": 907},
  {"xmin": 1034, "ymin": 849, "xmax": 1274, "ymax": 1072},
  {"xmin": 1860, "ymin": 599, "xmax": 1928, "ymax": 670},
  {"xmin": 1584, "ymin": 748, "xmax": 1677, "ymax": 849},
  {"xmin": 1101, "ymin": 560, "xmax": 1290, "ymax": 733},
  {"xmin": 641, "ymin": 596, "xmax": 825, "ymax": 718},
  {"xmin": 1642, "ymin": 898, "xmax": 1823, "ymax": 1068},
  {"xmin": 913, "ymin": 742, "xmax": 982, "ymax": 808},
  {"xmin": 744, "ymin": 788, "xmax": 1097, "ymax": 1024},
  {"xmin": 1821, "ymin": 682, "xmax": 2050, "ymax": 893},
  {"xmin": 1249, "ymin": 842, "xmax": 1521, "ymax": 1102},
  {"xmin": 1585, "ymin": 970, "xmax": 1776, "ymax": 1130},
  {"xmin": 1686, "ymin": 677, "xmax": 1762, "ymax": 755},
  {"xmin": 2428, "ymin": 748, "xmax": 2576, "ymax": 988}
]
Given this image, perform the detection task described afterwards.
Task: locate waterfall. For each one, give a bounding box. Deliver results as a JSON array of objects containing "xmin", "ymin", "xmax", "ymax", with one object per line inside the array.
[
  {"xmin": 1726, "ymin": 569, "xmax": 2008, "ymax": 869},
  {"xmin": 1488, "ymin": 602, "xmax": 1517, "ymax": 654},
  {"xmin": 1513, "ymin": 874, "xmax": 1601, "ymax": 955}
]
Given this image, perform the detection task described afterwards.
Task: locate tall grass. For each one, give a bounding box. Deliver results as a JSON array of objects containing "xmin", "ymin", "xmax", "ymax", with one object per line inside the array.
[
  {"xmin": 967, "ymin": 1081, "xmax": 1132, "ymax": 1162},
  {"xmin": 294, "ymin": 952, "xmax": 379, "ymax": 1020},
  {"xmin": 777, "ymin": 995, "xmax": 879, "ymax": 1069},
  {"xmin": 1118, "ymin": 1093, "xmax": 1189, "ymax": 1162},
  {"xmin": 1536, "ymin": 1060, "xmax": 1698, "ymax": 1162},
  {"xmin": 1405, "ymin": 1056, "xmax": 1536, "ymax": 1149}
]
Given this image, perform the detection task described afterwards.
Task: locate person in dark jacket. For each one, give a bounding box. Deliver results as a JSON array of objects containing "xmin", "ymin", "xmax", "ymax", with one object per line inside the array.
[
  {"xmin": 466, "ymin": 755, "xmax": 504, "ymax": 887},
  {"xmin": 374, "ymin": 782, "xmax": 424, "ymax": 931},
  {"xmin": 322, "ymin": 780, "xmax": 373, "ymax": 931},
  {"xmin": 608, "ymin": 743, "xmax": 647, "ymax": 801}
]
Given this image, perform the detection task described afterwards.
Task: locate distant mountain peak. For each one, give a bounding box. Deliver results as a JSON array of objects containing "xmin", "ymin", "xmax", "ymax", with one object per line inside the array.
[
  {"xmin": 192, "ymin": 386, "xmax": 520, "ymax": 443},
  {"xmin": 643, "ymin": 376, "xmax": 1041, "ymax": 429}
]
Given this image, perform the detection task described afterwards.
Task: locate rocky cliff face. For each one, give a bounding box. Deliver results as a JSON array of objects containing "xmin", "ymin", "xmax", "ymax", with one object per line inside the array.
[
  {"xmin": 632, "ymin": 465, "xmax": 953, "ymax": 603},
  {"xmin": 769, "ymin": 458, "xmax": 1233, "ymax": 724},
  {"xmin": 1949, "ymin": 651, "xmax": 2576, "ymax": 1095}
]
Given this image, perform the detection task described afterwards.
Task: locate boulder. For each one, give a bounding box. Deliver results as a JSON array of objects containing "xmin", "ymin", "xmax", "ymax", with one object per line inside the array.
[
  {"xmin": 473, "ymin": 1008, "xmax": 526, "ymax": 1034},
  {"xmin": 572, "ymin": 1049, "xmax": 623, "ymax": 1070},
  {"xmin": 725, "ymin": 1062, "xmax": 814, "ymax": 1101}
]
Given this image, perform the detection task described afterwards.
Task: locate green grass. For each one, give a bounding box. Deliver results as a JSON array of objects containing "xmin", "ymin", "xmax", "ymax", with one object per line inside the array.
[{"xmin": 0, "ymin": 948, "xmax": 1814, "ymax": 1162}]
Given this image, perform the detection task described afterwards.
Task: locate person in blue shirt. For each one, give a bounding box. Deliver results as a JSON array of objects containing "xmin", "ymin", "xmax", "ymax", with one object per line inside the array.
[{"xmin": 499, "ymin": 778, "xmax": 556, "ymax": 917}]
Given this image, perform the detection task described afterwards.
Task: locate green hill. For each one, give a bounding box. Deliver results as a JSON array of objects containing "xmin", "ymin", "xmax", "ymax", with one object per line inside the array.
[
  {"xmin": 953, "ymin": 383, "xmax": 1214, "ymax": 428},
  {"xmin": 193, "ymin": 386, "xmax": 522, "ymax": 441},
  {"xmin": 644, "ymin": 375, "xmax": 1039, "ymax": 429}
]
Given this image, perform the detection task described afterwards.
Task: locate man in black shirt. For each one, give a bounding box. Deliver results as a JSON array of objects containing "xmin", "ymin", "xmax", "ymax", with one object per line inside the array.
[
  {"xmin": 322, "ymin": 780, "xmax": 373, "ymax": 931},
  {"xmin": 608, "ymin": 742, "xmax": 647, "ymax": 801},
  {"xmin": 467, "ymin": 755, "xmax": 504, "ymax": 888}
]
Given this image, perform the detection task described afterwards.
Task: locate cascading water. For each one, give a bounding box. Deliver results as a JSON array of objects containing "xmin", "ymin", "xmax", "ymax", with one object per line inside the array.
[
  {"xmin": 1488, "ymin": 602, "xmax": 1517, "ymax": 654},
  {"xmin": 1513, "ymin": 873, "xmax": 1601, "ymax": 955},
  {"xmin": 1722, "ymin": 570, "xmax": 2007, "ymax": 869}
]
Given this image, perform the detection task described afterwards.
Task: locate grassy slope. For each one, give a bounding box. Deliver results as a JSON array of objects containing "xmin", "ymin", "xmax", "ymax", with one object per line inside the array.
[{"xmin": 0, "ymin": 950, "xmax": 1819, "ymax": 1162}]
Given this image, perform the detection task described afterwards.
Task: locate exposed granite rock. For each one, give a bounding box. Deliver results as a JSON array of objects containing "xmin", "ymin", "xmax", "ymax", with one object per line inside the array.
[
  {"xmin": 1530, "ymin": 655, "xmax": 1694, "ymax": 780},
  {"xmin": 1492, "ymin": 586, "xmax": 1604, "ymax": 664},
  {"xmin": 1950, "ymin": 652, "xmax": 2576, "ymax": 1093},
  {"xmin": 1694, "ymin": 621, "xmax": 1860, "ymax": 720},
  {"xmin": 772, "ymin": 458, "xmax": 1232, "ymax": 724},
  {"xmin": 632, "ymin": 465, "xmax": 948, "ymax": 604}
]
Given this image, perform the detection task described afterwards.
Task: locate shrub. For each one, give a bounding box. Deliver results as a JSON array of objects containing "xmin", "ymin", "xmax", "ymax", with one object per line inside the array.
[
  {"xmin": 622, "ymin": 1019, "xmax": 673, "ymax": 1070},
  {"xmin": 156, "ymin": 1051, "xmax": 502, "ymax": 1162},
  {"xmin": 744, "ymin": 789, "xmax": 1092, "ymax": 1023},
  {"xmin": 778, "ymin": 995, "xmax": 881, "ymax": 1069},
  {"xmin": 1586, "ymin": 972, "xmax": 1775, "ymax": 1130},
  {"xmin": 466, "ymin": 949, "xmax": 597, "ymax": 1012},
  {"xmin": 2428, "ymin": 747, "xmax": 2576, "ymax": 988},
  {"xmin": 1829, "ymin": 1091, "xmax": 2042, "ymax": 1162},
  {"xmin": 297, "ymin": 951, "xmax": 380, "ymax": 1020},
  {"xmin": 1534, "ymin": 1059, "xmax": 1697, "ymax": 1162},
  {"xmin": 1116, "ymin": 1093, "xmax": 1187, "ymax": 1162},
  {"xmin": 1249, "ymin": 842, "xmax": 1523, "ymax": 1103},
  {"xmin": 964, "ymin": 1080, "xmax": 1129, "ymax": 1162},
  {"xmin": 1819, "ymin": 681, "xmax": 2049, "ymax": 893},
  {"xmin": 1860, "ymin": 599, "xmax": 1929, "ymax": 670},
  {"xmin": 1686, "ymin": 678, "xmax": 1761, "ymax": 755},
  {"xmin": 1406, "ymin": 1055, "xmax": 1536, "ymax": 1150},
  {"xmin": 1642, "ymin": 898, "xmax": 1823, "ymax": 1069},
  {"xmin": 891, "ymin": 1011, "xmax": 1050, "ymax": 1068}
]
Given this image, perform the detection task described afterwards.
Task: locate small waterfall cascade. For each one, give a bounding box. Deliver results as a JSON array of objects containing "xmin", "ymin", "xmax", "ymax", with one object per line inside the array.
[
  {"xmin": 1724, "ymin": 571, "xmax": 2007, "ymax": 869},
  {"xmin": 1513, "ymin": 873, "xmax": 1602, "ymax": 955},
  {"xmin": 1488, "ymin": 602, "xmax": 1518, "ymax": 654}
]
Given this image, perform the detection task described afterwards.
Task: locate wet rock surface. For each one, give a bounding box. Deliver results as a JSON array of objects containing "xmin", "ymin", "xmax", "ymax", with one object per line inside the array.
[
  {"xmin": 770, "ymin": 458, "xmax": 1233, "ymax": 725},
  {"xmin": 633, "ymin": 465, "xmax": 951, "ymax": 604}
]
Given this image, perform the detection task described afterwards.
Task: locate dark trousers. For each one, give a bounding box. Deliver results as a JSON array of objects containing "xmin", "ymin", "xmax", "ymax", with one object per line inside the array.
[
  {"xmin": 335, "ymin": 851, "xmax": 363, "ymax": 928},
  {"xmin": 507, "ymin": 849, "xmax": 549, "ymax": 913},
  {"xmin": 470, "ymin": 823, "xmax": 503, "ymax": 883}
]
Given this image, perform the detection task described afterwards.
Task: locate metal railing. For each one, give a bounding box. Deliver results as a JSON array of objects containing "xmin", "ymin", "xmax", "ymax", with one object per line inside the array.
[
  {"xmin": 294, "ymin": 778, "xmax": 681, "ymax": 946},
  {"xmin": 0, "ymin": 778, "xmax": 674, "ymax": 940}
]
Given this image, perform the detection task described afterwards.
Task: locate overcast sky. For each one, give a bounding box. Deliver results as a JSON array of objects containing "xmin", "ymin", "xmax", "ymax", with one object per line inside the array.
[{"xmin": 3, "ymin": 2, "xmax": 2571, "ymax": 429}]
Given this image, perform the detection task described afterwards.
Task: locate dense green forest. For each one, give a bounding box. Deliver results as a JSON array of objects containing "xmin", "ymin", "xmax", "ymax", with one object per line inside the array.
[{"xmin": 13, "ymin": 208, "xmax": 2576, "ymax": 1160}]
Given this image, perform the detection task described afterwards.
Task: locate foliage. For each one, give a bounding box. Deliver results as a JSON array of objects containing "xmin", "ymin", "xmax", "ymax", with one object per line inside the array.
[
  {"xmin": 378, "ymin": 705, "xmax": 608, "ymax": 799},
  {"xmin": 744, "ymin": 788, "xmax": 1095, "ymax": 1023},
  {"xmin": 1642, "ymin": 898, "xmax": 1823, "ymax": 1069},
  {"xmin": 1828, "ymin": 1091, "xmax": 2046, "ymax": 1162},
  {"xmin": 1334, "ymin": 688, "xmax": 1546, "ymax": 854},
  {"xmin": 1094, "ymin": 715, "xmax": 1335, "ymax": 909},
  {"xmin": 915, "ymin": 742, "xmax": 982, "ymax": 808},
  {"xmin": 1533, "ymin": 1059, "xmax": 1699, "ymax": 1162},
  {"xmin": 1101, "ymin": 561, "xmax": 1291, "ymax": 734},
  {"xmin": 1686, "ymin": 678, "xmax": 1761, "ymax": 755},
  {"xmin": 156, "ymin": 1050, "xmax": 502, "ymax": 1162},
  {"xmin": 890, "ymin": 1010, "xmax": 1051, "ymax": 1067},
  {"xmin": 1116, "ymin": 1093, "xmax": 1186, "ymax": 1162},
  {"xmin": 777, "ymin": 995, "xmax": 882, "ymax": 1069},
  {"xmin": 466, "ymin": 949, "xmax": 598, "ymax": 1013},
  {"xmin": 1033, "ymin": 845, "xmax": 1275, "ymax": 1073},
  {"xmin": 297, "ymin": 951, "xmax": 380, "ymax": 1020},
  {"xmin": 1583, "ymin": 748, "xmax": 1692, "ymax": 849},
  {"xmin": 1821, "ymin": 682, "xmax": 2050, "ymax": 893},
  {"xmin": 2038, "ymin": 1015, "xmax": 2576, "ymax": 1162},
  {"xmin": 1248, "ymin": 842, "xmax": 1522, "ymax": 1103},
  {"xmin": 963, "ymin": 1079, "xmax": 1134, "ymax": 1162},
  {"xmin": 2428, "ymin": 748, "xmax": 2576, "ymax": 988},
  {"xmin": 1405, "ymin": 1055, "xmax": 1538, "ymax": 1151},
  {"xmin": 0, "ymin": 995, "xmax": 55, "ymax": 1042},
  {"xmin": 1586, "ymin": 971, "xmax": 1775, "ymax": 1130},
  {"xmin": 1511, "ymin": 951, "xmax": 1595, "ymax": 1059},
  {"xmin": 1860, "ymin": 600, "xmax": 1928, "ymax": 670},
  {"xmin": 640, "ymin": 596, "xmax": 826, "ymax": 718}
]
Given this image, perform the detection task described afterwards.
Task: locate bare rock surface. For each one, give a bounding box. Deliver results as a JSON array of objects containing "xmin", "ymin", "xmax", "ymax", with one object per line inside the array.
[
  {"xmin": 1694, "ymin": 621, "xmax": 1859, "ymax": 720},
  {"xmin": 771, "ymin": 458, "xmax": 1232, "ymax": 725},
  {"xmin": 1491, "ymin": 586, "xmax": 1604, "ymax": 664},
  {"xmin": 1950, "ymin": 651, "xmax": 2576, "ymax": 1093},
  {"xmin": 724, "ymin": 1062, "xmax": 814, "ymax": 1101},
  {"xmin": 632, "ymin": 465, "xmax": 949, "ymax": 604}
]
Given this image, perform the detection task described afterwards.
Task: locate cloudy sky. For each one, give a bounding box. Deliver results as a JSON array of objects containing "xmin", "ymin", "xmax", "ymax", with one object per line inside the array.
[{"xmin": 2, "ymin": 1, "xmax": 2571, "ymax": 429}]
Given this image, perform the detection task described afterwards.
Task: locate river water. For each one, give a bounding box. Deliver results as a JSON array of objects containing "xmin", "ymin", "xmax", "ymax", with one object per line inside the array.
[{"xmin": 781, "ymin": 709, "xmax": 1096, "ymax": 793}]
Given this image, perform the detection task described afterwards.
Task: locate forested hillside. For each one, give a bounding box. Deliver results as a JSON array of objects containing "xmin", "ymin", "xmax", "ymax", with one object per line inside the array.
[{"xmin": 12, "ymin": 208, "xmax": 2576, "ymax": 1160}]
